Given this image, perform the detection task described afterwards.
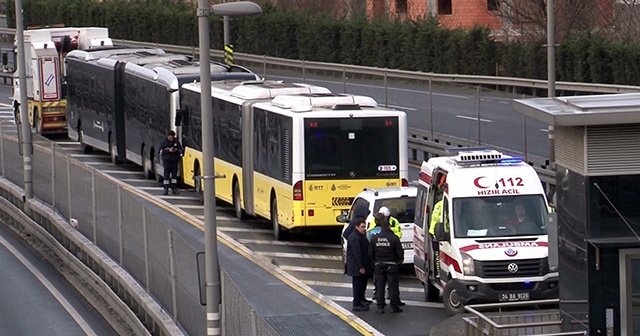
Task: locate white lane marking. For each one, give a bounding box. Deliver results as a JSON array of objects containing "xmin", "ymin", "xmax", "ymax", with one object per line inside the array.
[
  {"xmin": 274, "ymin": 75, "xmax": 470, "ymax": 99},
  {"xmin": 175, "ymin": 204, "xmax": 204, "ymax": 210},
  {"xmin": 217, "ymin": 227, "xmax": 272, "ymax": 234},
  {"xmin": 101, "ymin": 170, "xmax": 142, "ymax": 175},
  {"xmin": 0, "ymin": 235, "xmax": 99, "ymax": 336},
  {"xmin": 303, "ymin": 280, "xmax": 425, "ymax": 293},
  {"xmin": 386, "ymin": 104, "xmax": 417, "ymax": 111},
  {"xmin": 237, "ymin": 238, "xmax": 340, "ymax": 249},
  {"xmin": 258, "ymin": 251, "xmax": 341, "ymax": 261},
  {"xmin": 0, "ymin": 102, "xmax": 12, "ymax": 107},
  {"xmin": 455, "ymin": 115, "xmax": 492, "ymax": 123},
  {"xmin": 68, "ymin": 154, "xmax": 106, "ymax": 158},
  {"xmin": 326, "ymin": 295, "xmax": 444, "ymax": 309},
  {"xmin": 280, "ymin": 265, "xmax": 344, "ymax": 274},
  {"xmin": 540, "ymin": 128, "xmax": 549, "ymax": 133}
]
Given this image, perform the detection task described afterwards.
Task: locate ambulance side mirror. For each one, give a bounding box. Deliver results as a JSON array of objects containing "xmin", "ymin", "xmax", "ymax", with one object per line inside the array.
[{"xmin": 434, "ymin": 222, "xmax": 449, "ymax": 242}]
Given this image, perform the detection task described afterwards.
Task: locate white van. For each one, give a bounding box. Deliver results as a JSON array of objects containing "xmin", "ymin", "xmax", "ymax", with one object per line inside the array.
[
  {"xmin": 339, "ymin": 186, "xmax": 417, "ymax": 265},
  {"xmin": 413, "ymin": 148, "xmax": 558, "ymax": 314}
]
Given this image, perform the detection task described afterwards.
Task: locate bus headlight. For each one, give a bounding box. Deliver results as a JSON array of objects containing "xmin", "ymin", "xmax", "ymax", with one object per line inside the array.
[{"xmin": 461, "ymin": 252, "xmax": 475, "ymax": 276}]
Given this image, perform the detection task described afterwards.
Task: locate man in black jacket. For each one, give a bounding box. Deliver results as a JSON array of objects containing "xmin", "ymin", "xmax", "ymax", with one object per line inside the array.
[
  {"xmin": 346, "ymin": 219, "xmax": 373, "ymax": 311},
  {"xmin": 369, "ymin": 213, "xmax": 403, "ymax": 314},
  {"xmin": 160, "ymin": 131, "xmax": 183, "ymax": 195}
]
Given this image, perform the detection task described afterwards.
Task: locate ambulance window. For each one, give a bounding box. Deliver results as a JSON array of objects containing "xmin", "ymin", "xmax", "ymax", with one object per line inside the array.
[{"xmin": 414, "ymin": 187, "xmax": 427, "ymax": 227}]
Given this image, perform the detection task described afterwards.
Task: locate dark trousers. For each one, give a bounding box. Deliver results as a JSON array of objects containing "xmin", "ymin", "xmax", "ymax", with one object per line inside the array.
[
  {"xmin": 351, "ymin": 275, "xmax": 368, "ymax": 307},
  {"xmin": 163, "ymin": 161, "xmax": 179, "ymax": 190},
  {"xmin": 374, "ymin": 263, "xmax": 400, "ymax": 308}
]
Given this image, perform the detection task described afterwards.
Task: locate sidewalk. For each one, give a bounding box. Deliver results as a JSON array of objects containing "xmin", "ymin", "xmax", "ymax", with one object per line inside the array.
[{"xmin": 430, "ymin": 314, "xmax": 467, "ymax": 336}]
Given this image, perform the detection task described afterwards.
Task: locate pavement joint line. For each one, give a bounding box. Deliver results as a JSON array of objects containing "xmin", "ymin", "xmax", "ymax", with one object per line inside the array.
[
  {"xmin": 237, "ymin": 238, "xmax": 340, "ymax": 249},
  {"xmin": 257, "ymin": 251, "xmax": 342, "ymax": 261},
  {"xmin": 303, "ymin": 280, "xmax": 425, "ymax": 293},
  {"xmin": 279, "ymin": 265, "xmax": 344, "ymax": 274},
  {"xmin": 174, "ymin": 204, "xmax": 204, "ymax": 210},
  {"xmin": 325, "ymin": 295, "xmax": 444, "ymax": 309}
]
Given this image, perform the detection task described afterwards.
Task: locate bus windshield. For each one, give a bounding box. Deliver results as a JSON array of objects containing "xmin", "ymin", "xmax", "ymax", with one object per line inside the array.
[
  {"xmin": 304, "ymin": 117, "xmax": 399, "ymax": 179},
  {"xmin": 452, "ymin": 195, "xmax": 548, "ymax": 238}
]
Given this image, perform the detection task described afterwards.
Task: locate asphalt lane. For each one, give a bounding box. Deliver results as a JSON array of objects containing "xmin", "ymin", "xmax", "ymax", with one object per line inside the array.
[{"xmin": 0, "ymin": 223, "xmax": 116, "ymax": 335}]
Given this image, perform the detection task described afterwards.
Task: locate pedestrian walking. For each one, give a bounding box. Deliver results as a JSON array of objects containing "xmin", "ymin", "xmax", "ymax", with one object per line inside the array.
[
  {"xmin": 369, "ymin": 213, "xmax": 403, "ymax": 314},
  {"xmin": 160, "ymin": 130, "xmax": 182, "ymax": 195},
  {"xmin": 346, "ymin": 218, "xmax": 373, "ymax": 311}
]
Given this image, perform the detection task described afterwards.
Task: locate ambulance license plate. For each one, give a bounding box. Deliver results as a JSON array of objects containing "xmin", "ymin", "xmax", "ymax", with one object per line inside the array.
[{"xmin": 499, "ymin": 292, "xmax": 530, "ymax": 302}]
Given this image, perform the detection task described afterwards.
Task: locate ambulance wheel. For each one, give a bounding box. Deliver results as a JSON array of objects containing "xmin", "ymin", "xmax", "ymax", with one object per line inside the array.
[
  {"xmin": 423, "ymin": 279, "xmax": 440, "ymax": 302},
  {"xmin": 443, "ymin": 281, "xmax": 465, "ymax": 315},
  {"xmin": 271, "ymin": 197, "xmax": 288, "ymax": 241},
  {"xmin": 233, "ymin": 181, "xmax": 245, "ymax": 220}
]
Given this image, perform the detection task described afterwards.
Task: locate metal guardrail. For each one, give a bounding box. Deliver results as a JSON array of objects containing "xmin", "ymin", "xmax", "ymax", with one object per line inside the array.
[
  {"xmin": 4, "ymin": 26, "xmax": 634, "ymax": 185},
  {"xmin": 463, "ymin": 299, "xmax": 587, "ymax": 336}
]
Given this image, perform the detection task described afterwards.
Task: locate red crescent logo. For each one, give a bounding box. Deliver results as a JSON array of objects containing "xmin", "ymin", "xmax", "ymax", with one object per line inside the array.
[{"xmin": 473, "ymin": 176, "xmax": 489, "ymax": 189}]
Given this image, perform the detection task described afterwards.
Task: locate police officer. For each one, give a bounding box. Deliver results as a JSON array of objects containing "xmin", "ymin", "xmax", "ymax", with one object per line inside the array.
[
  {"xmin": 160, "ymin": 130, "xmax": 182, "ymax": 195},
  {"xmin": 369, "ymin": 213, "xmax": 403, "ymax": 314},
  {"xmin": 367, "ymin": 206, "xmax": 402, "ymax": 239}
]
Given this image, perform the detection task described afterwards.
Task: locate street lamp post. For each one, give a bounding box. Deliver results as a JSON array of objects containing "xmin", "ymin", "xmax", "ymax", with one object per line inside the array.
[
  {"xmin": 546, "ymin": 0, "xmax": 556, "ymax": 203},
  {"xmin": 15, "ymin": 0, "xmax": 33, "ymax": 200},
  {"xmin": 196, "ymin": 2, "xmax": 261, "ymax": 335}
]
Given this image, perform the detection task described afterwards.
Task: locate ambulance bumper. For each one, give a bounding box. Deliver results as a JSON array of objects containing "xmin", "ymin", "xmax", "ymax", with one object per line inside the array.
[{"xmin": 452, "ymin": 277, "xmax": 559, "ymax": 305}]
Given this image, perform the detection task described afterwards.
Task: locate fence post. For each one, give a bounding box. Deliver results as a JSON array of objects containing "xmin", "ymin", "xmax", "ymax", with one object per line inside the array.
[
  {"xmin": 429, "ymin": 79, "xmax": 433, "ymax": 141},
  {"xmin": 0, "ymin": 120, "xmax": 4, "ymax": 177},
  {"xmin": 167, "ymin": 229, "xmax": 178, "ymax": 322},
  {"xmin": 302, "ymin": 60, "xmax": 306, "ymax": 83},
  {"xmin": 67, "ymin": 155, "xmax": 72, "ymax": 220},
  {"xmin": 51, "ymin": 142, "xmax": 55, "ymax": 210},
  {"xmin": 476, "ymin": 86, "xmax": 481, "ymax": 146},
  {"xmin": 92, "ymin": 171, "xmax": 97, "ymax": 244},
  {"xmin": 143, "ymin": 208, "xmax": 150, "ymax": 291},
  {"xmin": 342, "ymin": 66, "xmax": 346, "ymax": 93},
  {"xmin": 384, "ymin": 72, "xmax": 388, "ymax": 107},
  {"xmin": 118, "ymin": 185, "xmax": 124, "ymax": 265}
]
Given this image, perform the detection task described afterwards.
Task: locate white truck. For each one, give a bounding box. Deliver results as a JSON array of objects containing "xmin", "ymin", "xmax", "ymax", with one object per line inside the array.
[
  {"xmin": 12, "ymin": 26, "xmax": 112, "ymax": 134},
  {"xmin": 412, "ymin": 147, "xmax": 558, "ymax": 314}
]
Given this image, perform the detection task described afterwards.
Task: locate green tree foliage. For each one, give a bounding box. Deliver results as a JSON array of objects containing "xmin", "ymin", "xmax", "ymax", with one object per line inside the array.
[{"xmin": 8, "ymin": 0, "xmax": 640, "ymax": 85}]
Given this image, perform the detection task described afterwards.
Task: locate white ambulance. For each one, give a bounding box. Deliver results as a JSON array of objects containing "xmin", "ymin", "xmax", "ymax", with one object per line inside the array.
[{"xmin": 412, "ymin": 148, "xmax": 558, "ymax": 315}]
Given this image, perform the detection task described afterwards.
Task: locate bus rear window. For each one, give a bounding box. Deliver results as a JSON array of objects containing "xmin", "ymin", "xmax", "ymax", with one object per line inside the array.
[{"xmin": 304, "ymin": 117, "xmax": 400, "ymax": 180}]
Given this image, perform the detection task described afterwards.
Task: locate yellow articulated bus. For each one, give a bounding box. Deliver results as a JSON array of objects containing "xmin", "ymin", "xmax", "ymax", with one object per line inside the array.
[{"xmin": 179, "ymin": 80, "xmax": 408, "ymax": 240}]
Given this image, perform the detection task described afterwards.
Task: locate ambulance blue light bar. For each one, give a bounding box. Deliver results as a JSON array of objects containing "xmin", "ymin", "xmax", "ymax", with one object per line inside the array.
[{"xmin": 498, "ymin": 157, "xmax": 524, "ymax": 164}]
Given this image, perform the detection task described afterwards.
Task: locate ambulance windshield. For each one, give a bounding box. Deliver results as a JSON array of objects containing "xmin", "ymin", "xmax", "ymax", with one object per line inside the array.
[{"xmin": 452, "ymin": 195, "xmax": 548, "ymax": 238}]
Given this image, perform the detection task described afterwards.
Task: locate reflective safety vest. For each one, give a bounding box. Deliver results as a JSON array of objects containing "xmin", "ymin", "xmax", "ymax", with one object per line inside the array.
[{"xmin": 367, "ymin": 216, "xmax": 402, "ymax": 239}]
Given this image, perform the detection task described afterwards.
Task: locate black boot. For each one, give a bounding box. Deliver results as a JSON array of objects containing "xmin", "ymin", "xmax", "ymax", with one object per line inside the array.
[{"xmin": 163, "ymin": 188, "xmax": 169, "ymax": 195}]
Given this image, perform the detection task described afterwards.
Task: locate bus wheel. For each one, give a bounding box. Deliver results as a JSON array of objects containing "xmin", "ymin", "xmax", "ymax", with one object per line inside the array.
[
  {"xmin": 78, "ymin": 126, "xmax": 92, "ymax": 154},
  {"xmin": 109, "ymin": 138, "xmax": 121, "ymax": 165},
  {"xmin": 142, "ymin": 149, "xmax": 151, "ymax": 180},
  {"xmin": 271, "ymin": 197, "xmax": 288, "ymax": 241},
  {"xmin": 195, "ymin": 165, "xmax": 204, "ymax": 204},
  {"xmin": 443, "ymin": 281, "xmax": 465, "ymax": 315},
  {"xmin": 423, "ymin": 278, "xmax": 440, "ymax": 302},
  {"xmin": 233, "ymin": 181, "xmax": 245, "ymax": 220}
]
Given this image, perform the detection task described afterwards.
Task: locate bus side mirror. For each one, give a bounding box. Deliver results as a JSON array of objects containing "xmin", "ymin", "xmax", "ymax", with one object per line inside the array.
[
  {"xmin": 174, "ymin": 110, "xmax": 183, "ymax": 126},
  {"xmin": 435, "ymin": 222, "xmax": 449, "ymax": 242}
]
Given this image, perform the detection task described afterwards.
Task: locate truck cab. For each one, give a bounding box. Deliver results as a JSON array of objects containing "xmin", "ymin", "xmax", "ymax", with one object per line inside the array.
[{"xmin": 413, "ymin": 148, "xmax": 558, "ymax": 314}]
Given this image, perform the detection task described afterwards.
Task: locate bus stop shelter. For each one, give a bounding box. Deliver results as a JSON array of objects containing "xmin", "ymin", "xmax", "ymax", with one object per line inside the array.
[{"xmin": 513, "ymin": 93, "xmax": 640, "ymax": 336}]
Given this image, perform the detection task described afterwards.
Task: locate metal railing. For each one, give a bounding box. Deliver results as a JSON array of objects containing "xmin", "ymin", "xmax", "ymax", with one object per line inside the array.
[{"xmin": 463, "ymin": 299, "xmax": 587, "ymax": 336}]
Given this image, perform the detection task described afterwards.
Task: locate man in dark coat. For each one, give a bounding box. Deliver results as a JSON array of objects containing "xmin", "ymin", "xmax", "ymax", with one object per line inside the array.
[
  {"xmin": 343, "ymin": 204, "xmax": 371, "ymax": 241},
  {"xmin": 160, "ymin": 130, "xmax": 183, "ymax": 195},
  {"xmin": 346, "ymin": 218, "xmax": 373, "ymax": 311},
  {"xmin": 369, "ymin": 213, "xmax": 404, "ymax": 314}
]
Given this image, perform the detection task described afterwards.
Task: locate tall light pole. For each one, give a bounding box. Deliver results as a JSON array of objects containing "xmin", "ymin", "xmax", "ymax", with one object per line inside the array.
[
  {"xmin": 197, "ymin": 2, "xmax": 261, "ymax": 335},
  {"xmin": 15, "ymin": 0, "xmax": 33, "ymax": 199},
  {"xmin": 546, "ymin": 0, "xmax": 556, "ymax": 203}
]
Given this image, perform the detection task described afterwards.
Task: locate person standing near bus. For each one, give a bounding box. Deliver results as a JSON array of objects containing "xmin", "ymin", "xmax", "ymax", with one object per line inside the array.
[
  {"xmin": 369, "ymin": 213, "xmax": 403, "ymax": 314},
  {"xmin": 161, "ymin": 131, "xmax": 182, "ymax": 195}
]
